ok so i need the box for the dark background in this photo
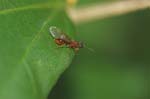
[49,0,150,99]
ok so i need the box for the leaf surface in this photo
[0,0,75,99]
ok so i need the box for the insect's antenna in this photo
[84,44,95,52]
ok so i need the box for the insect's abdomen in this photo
[54,39,65,45]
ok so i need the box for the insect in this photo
[49,26,84,52]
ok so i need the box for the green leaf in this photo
[0,0,75,99]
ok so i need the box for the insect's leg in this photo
[55,45,68,50]
[74,48,79,53]
[55,45,65,49]
[65,44,70,48]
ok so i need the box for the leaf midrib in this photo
[0,2,64,15]
[17,11,61,98]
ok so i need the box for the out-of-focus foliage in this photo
[67,9,150,99]
[49,0,150,99]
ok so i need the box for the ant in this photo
[49,26,84,52]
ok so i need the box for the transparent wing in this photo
[49,26,62,39]
[49,26,71,42]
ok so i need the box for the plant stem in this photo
[67,0,150,24]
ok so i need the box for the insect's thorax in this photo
[69,41,79,48]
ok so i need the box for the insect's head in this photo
[78,41,84,48]
[79,42,94,52]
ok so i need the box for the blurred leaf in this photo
[0,0,75,99]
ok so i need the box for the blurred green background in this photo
[49,0,150,99]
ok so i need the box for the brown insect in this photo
[49,26,84,52]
